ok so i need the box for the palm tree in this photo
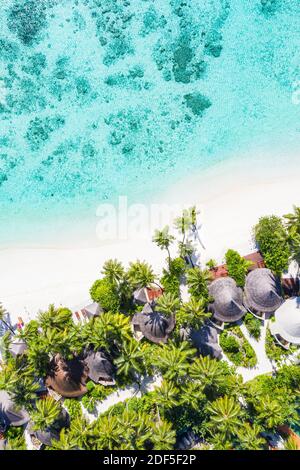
[117,410,151,450]
[86,312,131,353]
[87,415,122,450]
[178,240,195,266]
[0,304,14,334]
[186,267,212,300]
[189,206,205,249]
[209,432,234,450]
[174,209,191,245]
[206,396,242,437]
[151,380,179,414]
[127,261,156,289]
[156,292,180,316]
[153,342,195,382]
[11,371,40,406]
[179,381,205,410]
[254,396,285,430]
[151,419,176,450]
[31,397,61,431]
[102,259,125,285]
[236,423,266,450]
[284,205,300,234]
[50,428,78,450]
[115,340,146,379]
[189,356,224,398]
[0,363,19,392]
[179,297,211,329]
[68,415,90,450]
[152,226,175,268]
[38,304,73,332]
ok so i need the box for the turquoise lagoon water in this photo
[0,0,300,244]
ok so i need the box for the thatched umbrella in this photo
[0,390,30,428]
[270,297,300,345]
[45,355,88,398]
[208,277,246,323]
[84,351,115,386]
[131,303,175,344]
[244,268,283,313]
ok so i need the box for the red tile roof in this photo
[210,251,265,280]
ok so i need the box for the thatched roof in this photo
[270,297,300,345]
[27,407,70,447]
[244,268,283,313]
[0,390,30,427]
[133,286,163,305]
[45,355,88,398]
[84,351,115,386]
[133,287,148,305]
[132,304,175,344]
[208,277,246,323]
[82,302,103,318]
[191,325,222,359]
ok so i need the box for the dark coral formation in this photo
[105,66,149,91]
[260,0,282,16]
[153,0,230,84]
[0,0,234,218]
[140,6,167,37]
[7,0,48,46]
[88,0,135,66]
[26,116,65,151]
[184,93,212,117]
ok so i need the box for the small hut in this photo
[133,286,163,306]
[208,277,246,329]
[45,355,88,398]
[84,351,115,386]
[270,297,300,349]
[131,303,175,344]
[27,407,70,448]
[191,324,222,359]
[0,390,30,428]
[82,302,103,319]
[244,268,283,319]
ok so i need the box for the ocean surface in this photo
[0,0,299,244]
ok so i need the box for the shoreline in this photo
[1,154,299,323]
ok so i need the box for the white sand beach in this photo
[1,154,299,324]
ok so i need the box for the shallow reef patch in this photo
[25,115,65,151]
[7,0,48,46]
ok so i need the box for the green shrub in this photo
[244,313,261,340]
[81,381,114,413]
[63,398,83,419]
[254,216,291,274]
[89,278,120,312]
[5,426,26,450]
[220,327,257,368]
[225,249,253,287]
[220,333,240,353]
[265,328,293,364]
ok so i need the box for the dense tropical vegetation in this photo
[0,206,300,450]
